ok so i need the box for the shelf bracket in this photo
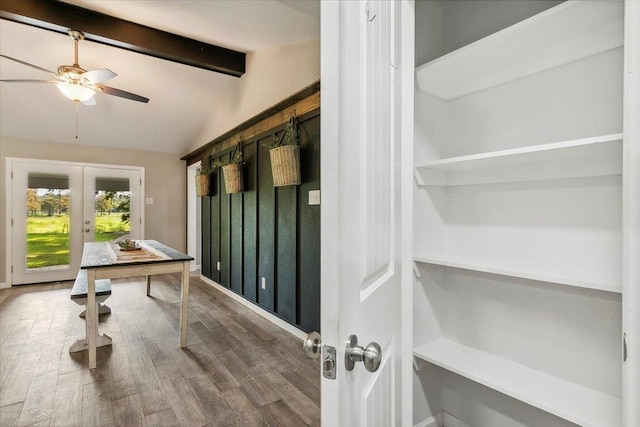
[413,261,422,278]
[413,355,428,371]
[413,168,426,186]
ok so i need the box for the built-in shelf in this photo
[414,254,621,293]
[415,1,623,100]
[413,339,622,427]
[414,134,622,186]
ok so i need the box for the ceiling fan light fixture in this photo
[57,82,95,102]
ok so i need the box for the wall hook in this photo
[366,4,376,22]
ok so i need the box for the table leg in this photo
[146,275,151,296]
[179,261,190,347]
[86,269,97,369]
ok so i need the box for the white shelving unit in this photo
[413,339,622,427]
[416,1,623,100]
[413,253,621,293]
[414,133,623,186]
[412,1,630,426]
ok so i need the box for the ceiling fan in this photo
[0,29,149,105]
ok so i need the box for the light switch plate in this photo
[216,261,221,270]
[309,190,320,205]
[145,197,154,205]
[261,277,266,289]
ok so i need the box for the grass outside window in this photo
[26,213,129,268]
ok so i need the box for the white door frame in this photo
[5,157,145,286]
[623,1,640,424]
[187,161,201,271]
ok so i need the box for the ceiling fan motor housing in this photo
[58,64,88,82]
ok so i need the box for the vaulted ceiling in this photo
[0,0,320,154]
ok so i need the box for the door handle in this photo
[303,331,321,359]
[303,331,336,380]
[345,334,381,372]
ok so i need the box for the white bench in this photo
[70,269,112,318]
[69,270,113,353]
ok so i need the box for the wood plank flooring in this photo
[0,274,320,426]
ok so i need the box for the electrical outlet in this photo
[216,261,221,270]
[261,277,266,290]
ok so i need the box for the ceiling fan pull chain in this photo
[75,101,79,139]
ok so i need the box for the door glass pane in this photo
[26,173,70,269]
[94,177,131,242]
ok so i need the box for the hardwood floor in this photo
[0,273,320,426]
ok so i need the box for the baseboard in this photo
[415,412,443,427]
[0,282,9,289]
[443,412,471,427]
[199,275,306,340]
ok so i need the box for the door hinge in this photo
[11,265,13,273]
[623,333,628,362]
[11,171,13,179]
[11,218,13,227]
[140,178,142,186]
[139,218,142,225]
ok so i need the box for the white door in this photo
[83,166,143,243]
[10,159,143,285]
[320,0,413,425]
[10,160,83,284]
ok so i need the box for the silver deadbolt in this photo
[345,334,382,372]
[303,331,336,380]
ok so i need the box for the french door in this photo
[9,159,143,285]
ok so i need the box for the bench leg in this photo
[86,269,97,369]
[69,334,112,353]
[79,303,111,318]
[70,299,112,354]
[146,275,151,296]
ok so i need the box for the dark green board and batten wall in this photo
[200,110,320,332]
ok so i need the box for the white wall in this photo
[187,38,321,155]
[0,137,187,285]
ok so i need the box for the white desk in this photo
[80,240,193,369]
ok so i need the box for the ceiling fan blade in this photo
[82,68,117,84]
[0,54,60,78]
[97,84,149,103]
[0,79,58,83]
[83,96,97,106]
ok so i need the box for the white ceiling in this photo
[0,1,319,154]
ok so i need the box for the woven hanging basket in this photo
[269,145,301,187]
[222,163,243,194]
[195,173,210,197]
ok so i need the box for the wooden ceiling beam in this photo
[0,0,245,77]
